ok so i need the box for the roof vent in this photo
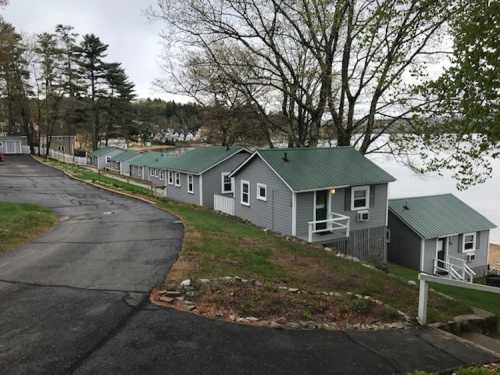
[403,200,409,210]
[283,152,289,162]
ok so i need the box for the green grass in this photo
[42,159,474,323]
[0,201,58,254]
[388,263,500,315]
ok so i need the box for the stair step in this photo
[462,332,500,354]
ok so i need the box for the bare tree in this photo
[149,0,459,151]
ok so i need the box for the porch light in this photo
[330,188,336,195]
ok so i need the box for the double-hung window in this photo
[351,186,370,210]
[256,183,267,201]
[241,180,250,206]
[221,172,233,193]
[187,175,194,194]
[175,172,181,187]
[150,168,154,177]
[168,171,173,185]
[463,233,476,253]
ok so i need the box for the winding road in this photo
[0,156,497,375]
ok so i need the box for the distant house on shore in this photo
[388,194,497,280]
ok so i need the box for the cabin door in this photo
[436,237,447,269]
[315,191,328,231]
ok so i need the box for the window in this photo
[462,232,476,253]
[154,169,159,177]
[256,183,267,201]
[168,171,173,185]
[221,172,233,193]
[241,180,250,206]
[351,186,370,210]
[160,170,165,180]
[187,175,194,194]
[150,168,154,177]
[175,172,181,187]
[105,156,111,163]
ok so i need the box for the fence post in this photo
[417,276,429,325]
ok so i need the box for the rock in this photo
[336,253,345,258]
[185,304,196,311]
[269,321,281,329]
[159,296,174,303]
[234,276,242,282]
[180,279,191,287]
[287,322,300,329]
[246,317,259,322]
[199,279,210,284]
[333,292,342,297]
[222,276,233,281]
[278,286,288,290]
[164,290,182,297]
[185,291,195,297]
[176,296,185,301]
[352,257,360,262]
[324,247,333,252]
[288,288,299,293]
[241,279,249,283]
[407,280,417,286]
[253,280,263,287]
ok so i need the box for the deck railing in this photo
[214,194,235,216]
[307,212,350,242]
[433,255,476,283]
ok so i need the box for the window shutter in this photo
[476,232,480,250]
[458,234,463,253]
[344,188,351,211]
[370,185,375,208]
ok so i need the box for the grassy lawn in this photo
[42,159,473,324]
[0,201,58,254]
[388,263,500,316]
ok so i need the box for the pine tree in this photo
[74,34,109,150]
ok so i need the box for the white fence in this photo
[34,147,88,165]
[214,194,235,215]
[417,273,500,325]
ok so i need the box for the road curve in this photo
[0,156,497,375]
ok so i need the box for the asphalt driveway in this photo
[0,156,497,375]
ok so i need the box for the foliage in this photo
[0,201,57,254]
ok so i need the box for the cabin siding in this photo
[234,157,293,236]
[296,192,314,238]
[202,152,249,209]
[165,173,201,206]
[387,211,422,270]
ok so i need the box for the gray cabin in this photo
[160,146,250,208]
[107,150,140,176]
[89,147,123,170]
[128,152,172,183]
[228,147,396,262]
[388,194,496,280]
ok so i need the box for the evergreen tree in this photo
[74,34,109,150]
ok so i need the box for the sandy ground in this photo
[489,243,500,269]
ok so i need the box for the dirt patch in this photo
[164,255,199,290]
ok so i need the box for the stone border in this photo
[150,276,413,331]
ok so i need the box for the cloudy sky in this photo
[2,0,182,101]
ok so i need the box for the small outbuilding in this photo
[107,150,140,176]
[388,194,496,279]
[89,147,123,170]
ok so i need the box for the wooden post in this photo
[418,277,429,325]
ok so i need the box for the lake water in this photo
[369,154,500,244]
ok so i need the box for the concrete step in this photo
[462,332,500,354]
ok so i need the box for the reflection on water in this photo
[369,153,500,244]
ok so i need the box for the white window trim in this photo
[240,180,250,206]
[256,183,267,201]
[462,232,476,253]
[351,185,370,211]
[187,175,194,194]
[175,172,181,187]
[221,172,233,194]
[168,171,173,185]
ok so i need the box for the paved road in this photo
[0,156,497,375]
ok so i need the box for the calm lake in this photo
[369,154,500,244]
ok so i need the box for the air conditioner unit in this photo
[357,210,370,222]
[466,253,476,262]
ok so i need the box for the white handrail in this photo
[307,212,350,242]
[418,273,500,325]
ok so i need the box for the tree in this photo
[34,32,65,157]
[150,0,458,150]
[102,62,135,144]
[75,34,109,150]
[394,0,499,188]
[0,21,36,152]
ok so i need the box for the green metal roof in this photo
[162,146,247,174]
[241,147,395,192]
[110,150,140,162]
[129,152,170,167]
[90,147,121,158]
[389,194,497,239]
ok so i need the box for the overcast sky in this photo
[2,0,184,101]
